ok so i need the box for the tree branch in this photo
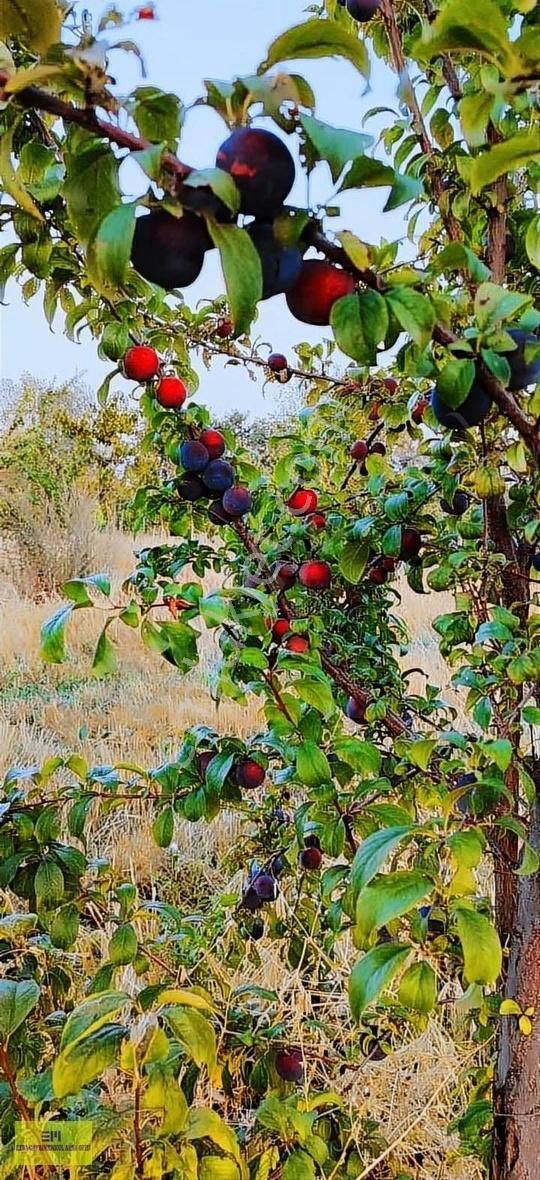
[380,0,463,245]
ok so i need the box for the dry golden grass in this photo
[0,520,480,1179]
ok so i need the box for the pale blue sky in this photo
[1,0,406,415]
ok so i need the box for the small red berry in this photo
[346,696,367,724]
[283,634,310,654]
[216,318,233,338]
[306,513,326,530]
[350,439,369,461]
[368,401,381,422]
[275,1049,304,1083]
[272,618,291,643]
[380,557,397,573]
[124,345,160,382]
[235,758,266,789]
[287,488,318,516]
[383,376,398,394]
[268,352,288,373]
[137,4,156,19]
[271,561,298,590]
[300,846,322,870]
[399,528,422,560]
[155,375,187,409]
[199,429,226,460]
[197,751,215,778]
[368,565,388,585]
[370,441,386,456]
[412,396,429,425]
[299,560,332,590]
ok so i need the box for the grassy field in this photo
[0,520,482,1180]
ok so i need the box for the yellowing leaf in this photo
[519,1015,533,1036]
[0,0,61,54]
[0,123,43,221]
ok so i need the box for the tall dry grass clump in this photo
[0,484,111,599]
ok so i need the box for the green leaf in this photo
[349,943,411,1021]
[431,243,490,282]
[0,0,61,53]
[331,291,388,365]
[474,282,532,328]
[61,993,130,1049]
[474,466,506,497]
[299,114,372,182]
[164,1007,218,1079]
[333,738,381,776]
[92,627,117,678]
[63,573,110,605]
[454,905,502,984]
[386,288,435,348]
[408,738,438,771]
[109,924,138,966]
[398,961,437,1014]
[153,806,174,848]
[184,168,240,215]
[208,221,262,336]
[133,87,183,146]
[355,870,432,943]
[336,230,371,271]
[350,826,413,900]
[35,859,64,908]
[260,18,369,80]
[348,825,412,896]
[87,203,136,291]
[50,903,80,950]
[525,215,540,269]
[0,123,43,221]
[470,132,540,196]
[435,358,476,409]
[200,1161,240,1180]
[294,679,335,717]
[0,979,40,1041]
[459,91,494,148]
[64,133,120,246]
[283,1151,316,1180]
[419,0,522,76]
[185,1108,240,1160]
[296,741,332,787]
[338,539,370,584]
[53,1024,126,1098]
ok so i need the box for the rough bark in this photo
[491,792,540,1180]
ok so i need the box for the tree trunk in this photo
[491,795,540,1179]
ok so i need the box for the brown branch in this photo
[424,0,462,100]
[486,124,508,285]
[380,0,463,245]
[0,1044,32,1121]
[16,85,191,182]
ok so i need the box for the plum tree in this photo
[4,1,540,1176]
